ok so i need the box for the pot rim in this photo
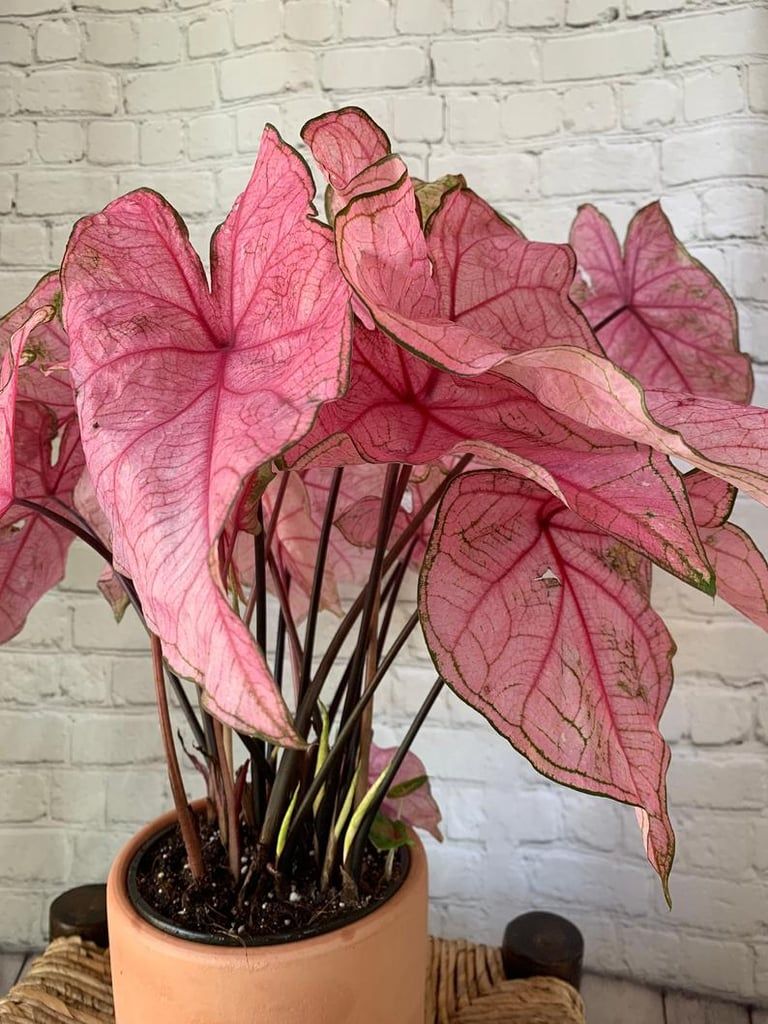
[108,802,427,960]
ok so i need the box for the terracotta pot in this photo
[107,804,428,1024]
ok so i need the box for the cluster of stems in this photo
[19,455,471,901]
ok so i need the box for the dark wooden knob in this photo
[49,884,108,948]
[502,911,584,990]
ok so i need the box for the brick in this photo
[58,656,112,704]
[0,773,48,822]
[285,0,335,42]
[563,83,616,133]
[542,140,656,196]
[0,222,49,266]
[749,65,768,114]
[663,125,768,185]
[486,786,561,843]
[125,65,216,113]
[0,891,45,948]
[0,831,72,883]
[433,38,536,85]
[72,715,162,765]
[139,119,183,164]
[448,96,500,145]
[2,0,65,10]
[321,45,424,90]
[73,0,163,8]
[530,851,653,917]
[111,657,154,705]
[674,616,768,679]
[689,689,752,745]
[543,27,656,81]
[566,0,620,27]
[16,170,115,215]
[502,90,561,139]
[87,120,138,165]
[453,0,501,32]
[188,113,235,160]
[684,66,743,122]
[36,120,83,163]
[221,51,315,100]
[621,78,680,130]
[0,23,33,65]
[674,811,752,876]
[106,769,171,823]
[36,19,80,61]
[232,1,281,46]
[71,829,133,882]
[135,15,182,64]
[663,9,768,66]
[732,247,768,303]
[668,755,767,810]
[430,151,537,202]
[72,594,147,650]
[0,121,34,164]
[627,0,681,14]
[0,712,68,762]
[508,0,563,27]
[20,69,118,114]
[560,790,623,851]
[188,11,231,57]
[51,771,105,823]
[341,0,393,38]
[83,20,137,64]
[0,70,20,117]
[396,0,448,35]
[393,93,443,143]
[118,168,214,215]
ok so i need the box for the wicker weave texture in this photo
[0,936,585,1023]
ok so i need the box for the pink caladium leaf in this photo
[0,272,74,426]
[569,203,752,403]
[369,743,443,842]
[498,347,768,510]
[0,409,84,643]
[685,470,768,630]
[297,325,714,592]
[62,126,352,742]
[420,470,675,894]
[428,187,599,356]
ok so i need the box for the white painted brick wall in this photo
[0,0,767,1005]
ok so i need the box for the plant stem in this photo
[278,610,420,867]
[151,634,204,882]
[298,467,343,704]
[345,676,445,882]
[213,717,241,881]
[14,497,112,563]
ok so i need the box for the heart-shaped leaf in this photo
[420,469,675,893]
[369,743,443,841]
[300,325,713,591]
[569,203,752,403]
[62,126,351,742]
[0,409,83,642]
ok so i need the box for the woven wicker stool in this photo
[0,936,585,1023]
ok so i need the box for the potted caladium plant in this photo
[2,106,768,1023]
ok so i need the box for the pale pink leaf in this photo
[0,411,83,642]
[369,743,443,842]
[685,470,768,631]
[301,325,713,591]
[73,467,128,620]
[420,470,675,892]
[499,347,768,509]
[301,107,390,193]
[428,187,599,356]
[1,305,56,517]
[570,203,752,402]
[62,126,351,742]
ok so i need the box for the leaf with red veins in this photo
[427,187,599,356]
[570,203,752,403]
[499,347,768,511]
[369,743,443,842]
[685,470,768,631]
[62,126,352,743]
[301,107,391,194]
[0,273,74,425]
[0,409,84,643]
[303,326,713,591]
[420,469,675,894]
[1,305,57,517]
